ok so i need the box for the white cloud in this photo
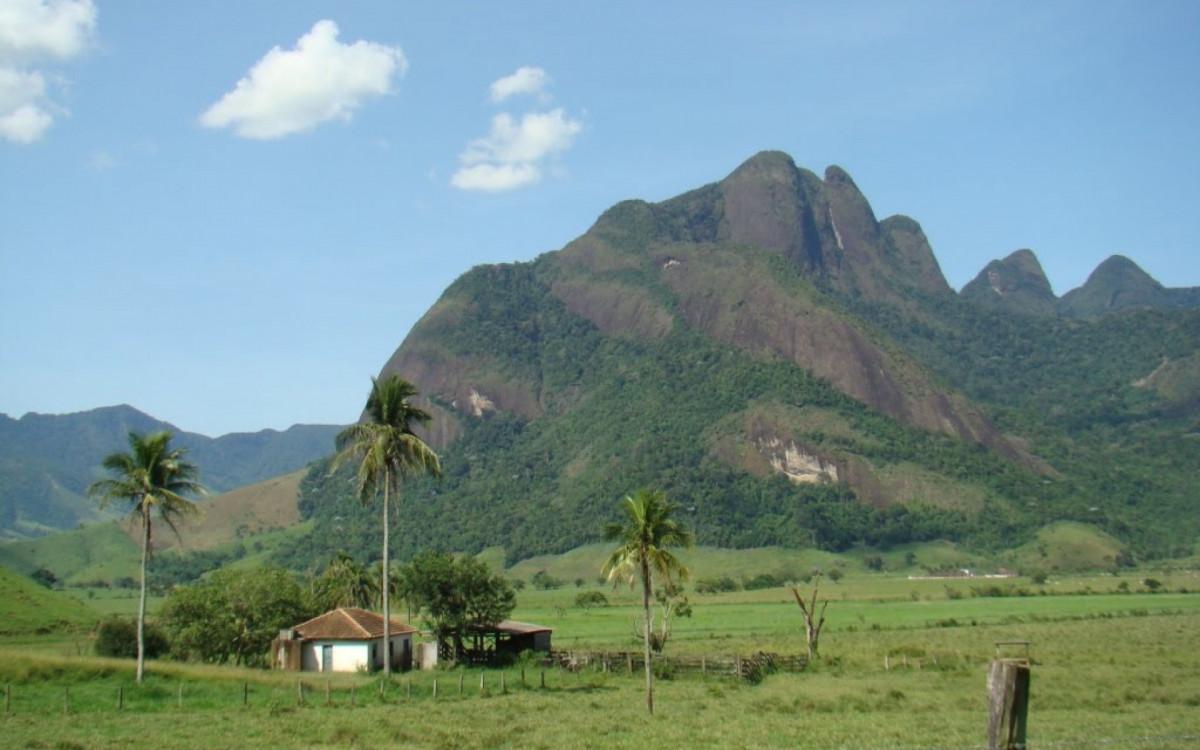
[199,20,407,140]
[489,66,549,103]
[453,69,582,193]
[451,162,540,192]
[0,0,96,145]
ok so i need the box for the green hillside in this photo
[0,566,99,635]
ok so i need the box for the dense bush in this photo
[94,617,170,660]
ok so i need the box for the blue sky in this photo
[2,1,1198,437]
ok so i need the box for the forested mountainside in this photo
[0,405,340,541]
[277,151,1199,569]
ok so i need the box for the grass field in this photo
[2,569,1197,750]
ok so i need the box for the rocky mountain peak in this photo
[960,249,1058,316]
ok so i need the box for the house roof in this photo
[292,608,416,640]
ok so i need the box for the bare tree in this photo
[788,574,828,661]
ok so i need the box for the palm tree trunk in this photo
[642,557,653,715]
[382,475,391,678]
[137,506,150,685]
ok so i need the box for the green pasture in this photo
[1,606,1197,750]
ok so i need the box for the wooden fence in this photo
[543,650,807,682]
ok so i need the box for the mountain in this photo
[960,251,1200,319]
[1060,255,1200,318]
[960,249,1059,317]
[0,405,341,541]
[282,151,1198,569]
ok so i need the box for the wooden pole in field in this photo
[118,685,124,710]
[325,680,331,705]
[297,679,304,705]
[433,677,438,699]
[243,682,249,707]
[988,645,1031,750]
[540,670,545,689]
[177,683,183,710]
[5,683,10,714]
[458,672,464,696]
[63,686,69,715]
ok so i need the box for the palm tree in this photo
[88,431,205,684]
[314,551,379,610]
[331,374,441,677]
[602,487,694,715]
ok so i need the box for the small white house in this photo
[272,607,416,673]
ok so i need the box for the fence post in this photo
[177,683,183,710]
[988,647,1031,750]
[63,686,69,715]
[540,670,546,689]
[458,672,464,696]
[5,683,10,714]
[298,679,305,705]
[325,680,331,705]
[243,682,249,707]
[521,666,526,689]
[433,677,438,699]
[118,685,124,710]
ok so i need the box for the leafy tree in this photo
[87,431,205,684]
[402,551,515,661]
[160,567,316,666]
[574,590,608,611]
[31,566,58,589]
[331,374,441,677]
[602,487,693,715]
[313,551,378,611]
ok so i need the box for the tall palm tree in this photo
[88,431,205,684]
[602,487,694,715]
[331,374,440,677]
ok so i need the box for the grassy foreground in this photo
[2,578,1198,750]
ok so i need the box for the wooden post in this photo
[63,686,69,715]
[5,683,10,714]
[885,654,891,671]
[702,655,707,675]
[458,672,464,696]
[118,685,124,710]
[243,682,249,707]
[297,679,304,705]
[177,683,183,710]
[480,671,485,693]
[433,677,438,699]
[987,659,1031,750]
[540,670,546,689]
[325,680,331,705]
[350,686,356,706]
[521,666,526,689]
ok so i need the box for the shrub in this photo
[95,617,170,660]
[695,575,740,594]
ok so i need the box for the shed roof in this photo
[495,620,552,635]
[292,608,416,640]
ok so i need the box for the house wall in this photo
[300,641,371,673]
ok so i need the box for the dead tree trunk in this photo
[788,576,828,662]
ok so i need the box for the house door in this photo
[321,644,333,672]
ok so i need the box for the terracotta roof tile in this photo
[292,608,416,640]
